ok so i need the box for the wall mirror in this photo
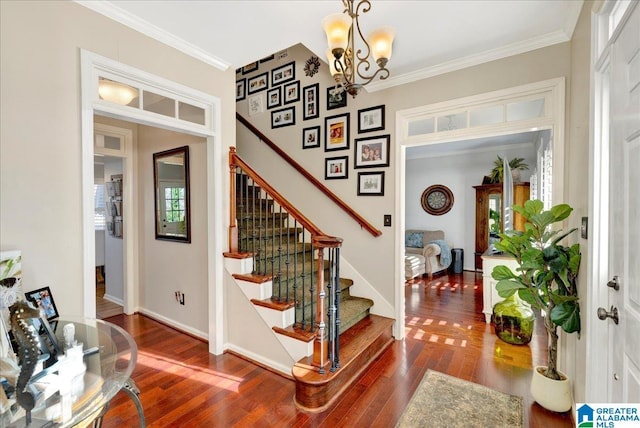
[153,146,191,243]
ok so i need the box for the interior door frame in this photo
[80,50,225,354]
[587,0,639,402]
[94,123,134,312]
[394,78,566,341]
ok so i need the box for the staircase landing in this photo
[292,314,394,412]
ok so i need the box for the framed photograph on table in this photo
[324,113,350,152]
[283,81,300,104]
[267,87,281,109]
[357,171,385,196]
[25,286,59,321]
[271,106,295,128]
[327,86,347,110]
[354,134,390,168]
[271,61,295,86]
[303,126,320,149]
[247,72,268,94]
[303,83,319,120]
[236,78,246,101]
[358,105,385,133]
[325,156,348,180]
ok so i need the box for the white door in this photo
[605,2,640,402]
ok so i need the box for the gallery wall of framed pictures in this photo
[236,49,391,196]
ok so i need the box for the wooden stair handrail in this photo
[236,113,382,237]
[230,148,335,242]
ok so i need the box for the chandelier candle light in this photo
[323,0,395,98]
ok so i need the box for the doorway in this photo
[81,50,224,354]
[394,78,566,341]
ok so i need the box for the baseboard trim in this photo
[136,308,208,341]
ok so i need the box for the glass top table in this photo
[6,317,144,428]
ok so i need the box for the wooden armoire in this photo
[473,182,530,270]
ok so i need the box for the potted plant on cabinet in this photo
[488,156,529,183]
[491,200,581,412]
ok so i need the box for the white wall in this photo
[405,145,536,271]
[137,126,209,336]
[0,1,235,323]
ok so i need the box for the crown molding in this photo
[366,29,572,93]
[75,0,230,71]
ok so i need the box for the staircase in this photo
[225,148,394,411]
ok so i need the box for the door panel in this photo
[609,2,640,402]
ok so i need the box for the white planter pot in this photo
[530,366,572,412]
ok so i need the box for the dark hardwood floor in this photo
[102,271,573,427]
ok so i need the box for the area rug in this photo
[396,370,524,428]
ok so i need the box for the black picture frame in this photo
[267,87,281,109]
[236,78,246,101]
[25,286,59,321]
[271,106,295,128]
[358,105,385,133]
[271,61,295,86]
[354,134,390,169]
[247,72,268,94]
[325,156,349,180]
[357,171,385,196]
[303,126,321,149]
[303,83,319,120]
[327,87,347,110]
[242,61,259,74]
[283,81,300,104]
[324,113,350,152]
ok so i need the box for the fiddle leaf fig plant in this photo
[491,200,581,381]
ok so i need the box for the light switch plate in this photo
[384,214,391,227]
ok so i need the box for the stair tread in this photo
[292,314,394,383]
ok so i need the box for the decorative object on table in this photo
[304,55,321,77]
[302,83,319,120]
[396,370,523,428]
[492,293,534,345]
[421,184,454,216]
[153,146,191,243]
[267,87,281,109]
[235,78,246,101]
[271,106,295,128]
[247,72,268,94]
[283,80,300,104]
[24,286,59,321]
[326,86,347,110]
[354,134,389,168]
[488,156,528,183]
[324,113,350,151]
[9,301,42,422]
[1,250,22,362]
[270,61,295,86]
[302,126,320,149]
[492,200,581,412]
[325,156,348,180]
[357,105,385,133]
[322,0,395,98]
[357,171,384,196]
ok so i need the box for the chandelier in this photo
[322,0,395,98]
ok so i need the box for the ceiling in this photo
[78,1,584,92]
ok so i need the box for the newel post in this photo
[311,235,343,373]
[228,148,238,253]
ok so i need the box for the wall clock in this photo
[421,184,454,215]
